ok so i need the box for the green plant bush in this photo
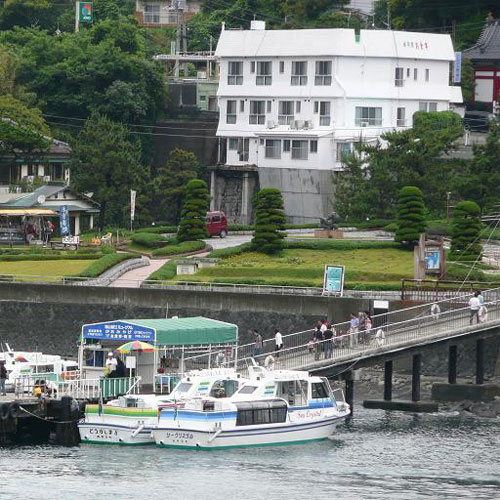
[148,260,179,281]
[383,222,398,232]
[177,179,210,242]
[395,186,426,247]
[151,240,205,256]
[0,254,98,262]
[208,243,252,258]
[481,226,500,241]
[251,188,286,254]
[285,240,399,250]
[450,200,482,262]
[138,225,177,234]
[444,265,485,282]
[130,232,168,249]
[74,253,136,278]
[339,219,395,229]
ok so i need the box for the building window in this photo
[314,101,319,113]
[406,68,410,77]
[240,100,245,112]
[228,138,238,150]
[279,61,284,73]
[144,3,160,24]
[315,61,332,85]
[319,101,331,126]
[278,101,294,125]
[419,101,437,112]
[414,68,418,80]
[256,61,272,85]
[397,107,406,127]
[226,100,237,124]
[295,101,301,113]
[249,100,265,124]
[238,138,249,162]
[265,139,281,159]
[291,61,307,86]
[425,68,429,82]
[228,61,243,85]
[395,67,404,87]
[291,140,308,159]
[310,140,318,153]
[267,100,272,113]
[283,140,290,152]
[250,61,255,73]
[337,142,353,161]
[355,107,382,126]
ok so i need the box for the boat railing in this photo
[155,373,182,394]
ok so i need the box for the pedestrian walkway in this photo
[109,258,169,288]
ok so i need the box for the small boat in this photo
[78,368,248,445]
[153,366,350,450]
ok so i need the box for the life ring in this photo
[9,402,20,419]
[264,355,275,370]
[478,305,488,323]
[0,403,10,420]
[430,304,441,320]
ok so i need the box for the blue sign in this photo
[82,321,155,342]
[323,265,345,295]
[425,250,440,270]
[453,52,462,83]
[59,205,70,236]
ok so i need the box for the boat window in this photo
[172,382,193,394]
[238,385,257,394]
[311,382,329,399]
[276,380,308,406]
[235,400,287,426]
[34,364,54,374]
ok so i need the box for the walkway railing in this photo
[183,287,500,376]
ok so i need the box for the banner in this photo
[130,189,137,222]
[82,321,155,342]
[79,2,93,23]
[59,205,70,236]
[323,265,345,296]
[453,52,462,83]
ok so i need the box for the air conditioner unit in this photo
[295,120,305,129]
[361,121,369,127]
[290,120,298,130]
[266,120,277,129]
[43,176,51,182]
[303,120,313,129]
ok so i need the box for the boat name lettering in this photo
[87,428,118,438]
[295,410,322,419]
[164,431,194,443]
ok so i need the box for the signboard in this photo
[453,52,462,83]
[82,321,155,342]
[79,2,93,23]
[125,356,136,369]
[59,205,70,236]
[323,265,345,295]
[425,249,440,271]
[130,190,136,222]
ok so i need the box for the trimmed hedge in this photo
[151,240,205,256]
[137,225,177,234]
[0,254,98,262]
[208,243,252,258]
[148,260,178,281]
[450,201,482,262]
[130,232,169,249]
[285,239,399,250]
[395,186,426,247]
[74,253,137,278]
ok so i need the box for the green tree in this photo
[70,113,144,229]
[177,179,210,242]
[461,58,475,104]
[394,186,426,247]
[450,200,482,262]
[152,148,199,224]
[251,188,286,254]
[0,95,51,174]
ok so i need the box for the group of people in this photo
[469,290,488,324]
[104,352,126,378]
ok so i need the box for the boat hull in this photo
[154,414,346,450]
[78,421,155,445]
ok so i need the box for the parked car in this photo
[206,211,228,238]
[463,111,496,133]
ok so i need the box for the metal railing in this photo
[184,287,500,376]
[401,279,500,301]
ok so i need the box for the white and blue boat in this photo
[153,366,350,450]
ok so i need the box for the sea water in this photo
[0,408,499,499]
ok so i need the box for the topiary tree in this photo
[395,186,426,247]
[450,200,482,262]
[251,188,286,254]
[177,179,210,242]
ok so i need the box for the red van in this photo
[206,211,228,238]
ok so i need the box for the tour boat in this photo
[78,368,248,445]
[153,366,350,450]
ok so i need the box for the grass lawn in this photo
[174,248,414,289]
[0,260,94,281]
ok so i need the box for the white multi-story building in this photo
[212,22,463,223]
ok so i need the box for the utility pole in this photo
[75,1,80,32]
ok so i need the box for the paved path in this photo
[110,258,169,288]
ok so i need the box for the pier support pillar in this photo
[448,345,457,384]
[384,360,393,401]
[411,354,422,402]
[476,338,485,385]
[345,371,354,417]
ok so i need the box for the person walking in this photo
[314,322,324,360]
[274,329,283,358]
[364,312,373,344]
[469,291,481,325]
[0,360,7,396]
[105,352,117,378]
[323,325,334,359]
[358,311,366,344]
[348,313,359,348]
[253,330,263,358]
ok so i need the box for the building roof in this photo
[215,28,455,61]
[463,20,500,61]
